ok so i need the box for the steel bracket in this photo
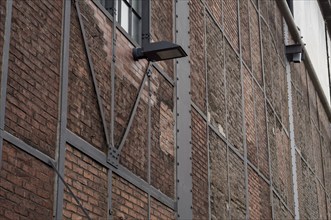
[107,147,120,168]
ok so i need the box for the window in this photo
[100,0,142,44]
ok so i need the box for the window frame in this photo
[100,0,143,45]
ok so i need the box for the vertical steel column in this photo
[141,0,150,47]
[202,1,211,219]
[325,23,331,105]
[175,0,193,219]
[0,0,13,167]
[108,1,117,219]
[257,1,275,218]
[237,0,250,218]
[284,22,300,220]
[55,0,71,219]
[147,68,152,219]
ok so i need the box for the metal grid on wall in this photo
[0,0,331,219]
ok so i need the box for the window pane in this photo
[115,0,119,21]
[132,13,141,43]
[132,0,142,15]
[120,0,129,32]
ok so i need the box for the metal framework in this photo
[54,0,71,218]
[0,0,331,219]
[175,0,193,219]
[0,0,13,168]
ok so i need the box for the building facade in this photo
[0,0,331,219]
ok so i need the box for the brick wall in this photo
[190,0,206,113]
[63,145,108,219]
[209,130,229,219]
[112,174,148,219]
[1,0,331,219]
[4,0,62,158]
[0,142,54,219]
[192,109,208,219]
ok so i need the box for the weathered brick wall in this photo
[1,0,331,219]
[112,174,148,219]
[207,14,226,136]
[248,166,271,219]
[67,1,108,152]
[150,69,175,199]
[0,142,54,219]
[190,0,206,113]
[224,0,238,52]
[4,0,62,158]
[209,130,229,219]
[192,109,208,219]
[63,145,108,219]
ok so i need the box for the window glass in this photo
[132,13,141,43]
[121,0,130,32]
[100,0,143,44]
[132,0,142,15]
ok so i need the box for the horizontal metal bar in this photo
[113,165,176,210]
[3,131,55,166]
[66,130,109,167]
[151,63,175,86]
[247,160,270,185]
[66,129,176,210]
[272,187,295,217]
[191,101,208,122]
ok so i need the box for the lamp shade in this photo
[133,41,187,61]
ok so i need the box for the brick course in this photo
[0,142,54,220]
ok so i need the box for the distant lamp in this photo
[133,41,187,62]
[286,44,304,63]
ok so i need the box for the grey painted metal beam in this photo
[175,0,193,218]
[257,0,275,218]
[151,63,175,86]
[147,71,152,219]
[75,0,110,148]
[284,22,300,220]
[116,66,150,153]
[0,0,13,168]
[202,2,212,219]
[3,131,55,166]
[108,2,117,218]
[237,0,250,218]
[55,0,71,218]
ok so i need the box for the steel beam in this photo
[55,0,71,218]
[257,0,275,218]
[0,0,13,168]
[3,131,55,166]
[284,22,300,220]
[175,0,193,218]
[237,0,250,218]
[75,0,110,148]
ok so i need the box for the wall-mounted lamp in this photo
[133,41,187,62]
[286,44,305,63]
[132,0,187,62]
